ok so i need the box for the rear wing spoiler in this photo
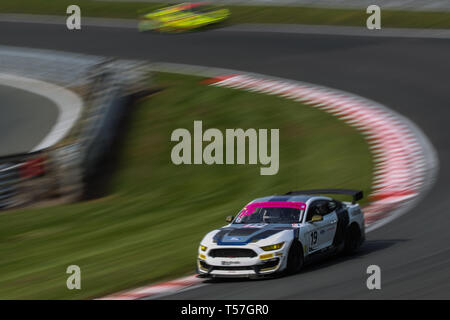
[285,189,363,204]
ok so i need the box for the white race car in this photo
[197,189,365,278]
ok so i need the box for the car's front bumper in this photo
[197,245,286,278]
[197,258,282,278]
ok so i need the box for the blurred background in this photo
[0,0,446,300]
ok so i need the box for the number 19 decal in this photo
[310,231,318,245]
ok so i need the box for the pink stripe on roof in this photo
[238,201,306,218]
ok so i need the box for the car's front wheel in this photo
[286,241,304,275]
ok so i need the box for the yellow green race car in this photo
[138,2,230,33]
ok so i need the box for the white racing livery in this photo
[197,189,365,278]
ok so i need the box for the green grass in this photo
[0,72,373,299]
[1,0,450,29]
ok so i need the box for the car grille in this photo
[209,248,257,258]
[213,266,255,271]
[199,260,254,272]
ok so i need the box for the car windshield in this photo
[234,207,303,224]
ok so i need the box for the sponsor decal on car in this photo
[221,261,241,266]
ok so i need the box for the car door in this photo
[304,200,330,252]
[319,200,338,248]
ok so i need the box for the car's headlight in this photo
[260,242,284,251]
[200,245,207,251]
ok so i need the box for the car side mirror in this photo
[225,215,234,223]
[310,215,323,223]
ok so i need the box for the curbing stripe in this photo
[97,275,203,300]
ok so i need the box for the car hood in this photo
[212,223,295,245]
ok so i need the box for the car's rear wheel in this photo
[343,223,362,254]
[286,241,304,275]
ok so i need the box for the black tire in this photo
[286,241,304,275]
[343,223,362,255]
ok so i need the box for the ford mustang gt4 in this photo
[197,189,365,278]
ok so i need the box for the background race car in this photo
[138,2,230,33]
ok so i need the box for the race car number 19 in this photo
[311,231,318,245]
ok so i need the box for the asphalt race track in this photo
[1,22,449,298]
[0,84,58,157]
